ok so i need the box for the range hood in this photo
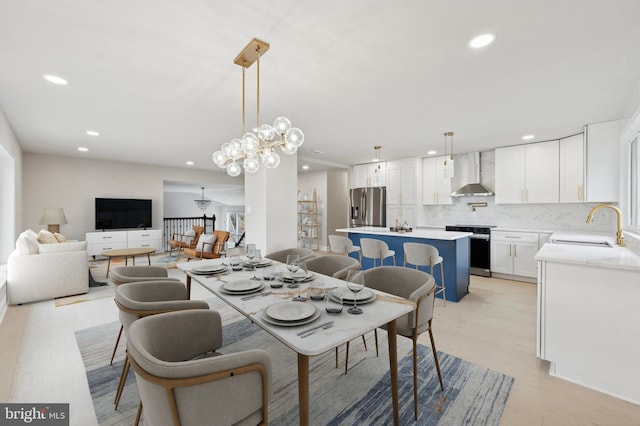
[451,152,494,197]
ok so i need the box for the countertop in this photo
[336,227,472,241]
[535,231,640,272]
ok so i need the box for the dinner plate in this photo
[241,259,272,268]
[192,264,227,274]
[261,305,321,327]
[332,288,376,305]
[222,279,263,293]
[219,282,265,296]
[265,301,316,322]
[279,271,315,283]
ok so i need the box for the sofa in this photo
[7,229,89,304]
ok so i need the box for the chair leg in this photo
[362,334,368,351]
[374,329,379,357]
[428,327,444,391]
[412,337,419,421]
[135,401,143,426]
[344,341,350,375]
[114,355,130,409]
[335,347,339,369]
[110,325,123,365]
[440,262,446,307]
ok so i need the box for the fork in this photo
[300,322,334,338]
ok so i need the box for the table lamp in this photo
[39,207,67,233]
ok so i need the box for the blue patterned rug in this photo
[76,315,513,425]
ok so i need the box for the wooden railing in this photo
[162,215,215,252]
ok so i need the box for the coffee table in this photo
[101,247,156,277]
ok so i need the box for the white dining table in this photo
[178,258,414,426]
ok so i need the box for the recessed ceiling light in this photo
[302,165,309,170]
[43,74,68,85]
[77,147,88,152]
[186,161,194,166]
[522,134,535,140]
[427,150,437,155]
[469,34,496,49]
[86,130,100,136]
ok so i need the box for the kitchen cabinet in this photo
[495,140,559,204]
[559,134,585,203]
[491,230,540,280]
[351,162,386,188]
[585,120,620,202]
[387,158,419,205]
[422,156,452,205]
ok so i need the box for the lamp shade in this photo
[39,207,67,233]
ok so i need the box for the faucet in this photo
[585,204,625,247]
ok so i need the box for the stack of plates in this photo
[279,270,315,283]
[220,279,265,295]
[332,287,376,305]
[191,264,228,275]
[241,259,273,268]
[261,301,321,327]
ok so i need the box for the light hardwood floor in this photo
[1,265,639,425]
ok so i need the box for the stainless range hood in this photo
[451,152,494,197]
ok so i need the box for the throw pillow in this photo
[37,229,59,244]
[182,229,197,246]
[38,241,87,254]
[16,231,39,255]
[54,232,68,243]
[196,234,217,253]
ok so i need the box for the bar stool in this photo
[403,242,446,306]
[328,235,362,262]
[360,238,396,267]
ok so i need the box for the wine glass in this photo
[249,249,261,280]
[292,261,308,302]
[246,244,256,265]
[286,254,300,289]
[345,268,365,315]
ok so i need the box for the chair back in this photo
[363,266,435,337]
[127,310,271,426]
[212,230,230,256]
[264,248,315,263]
[306,255,361,280]
[360,238,390,259]
[328,235,354,254]
[110,266,175,285]
[403,242,440,267]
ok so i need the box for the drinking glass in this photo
[246,244,256,266]
[292,261,308,302]
[286,254,300,289]
[230,255,242,271]
[310,281,326,300]
[325,289,343,314]
[345,268,365,315]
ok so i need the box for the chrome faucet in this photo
[585,204,625,247]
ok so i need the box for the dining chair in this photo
[264,247,315,263]
[108,266,181,365]
[403,242,446,306]
[113,280,210,410]
[305,255,361,280]
[328,235,362,261]
[359,266,444,420]
[127,309,271,426]
[360,238,396,267]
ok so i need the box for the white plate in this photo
[241,259,273,267]
[265,301,316,322]
[220,282,265,295]
[280,271,315,283]
[193,264,227,273]
[222,279,263,292]
[261,306,321,327]
[332,288,376,305]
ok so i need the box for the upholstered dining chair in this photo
[113,280,209,410]
[328,235,362,261]
[264,247,315,263]
[403,242,446,306]
[108,266,181,365]
[360,238,396,267]
[360,266,444,420]
[127,309,272,426]
[167,226,204,259]
[306,255,361,280]
[182,230,230,261]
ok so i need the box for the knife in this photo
[297,320,334,337]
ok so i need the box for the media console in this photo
[86,229,163,257]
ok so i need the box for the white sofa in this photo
[7,230,89,305]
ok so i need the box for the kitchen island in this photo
[535,235,640,405]
[336,227,472,302]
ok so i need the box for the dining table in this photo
[178,258,414,426]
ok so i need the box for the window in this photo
[226,211,245,245]
[630,136,639,230]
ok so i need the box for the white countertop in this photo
[336,227,472,241]
[535,231,640,271]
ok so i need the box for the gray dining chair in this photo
[127,309,272,426]
[360,238,396,267]
[328,235,362,261]
[264,247,315,263]
[403,242,446,306]
[305,255,361,280]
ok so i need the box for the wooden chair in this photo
[182,230,230,261]
[167,226,204,259]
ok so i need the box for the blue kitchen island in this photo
[336,227,472,302]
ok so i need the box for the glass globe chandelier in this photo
[212,38,304,177]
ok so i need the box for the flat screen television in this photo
[95,198,152,230]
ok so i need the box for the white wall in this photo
[0,108,22,258]
[163,191,223,222]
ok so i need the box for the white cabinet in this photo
[422,156,452,205]
[387,158,419,205]
[351,162,386,188]
[491,230,540,280]
[495,141,559,204]
[585,120,620,202]
[86,229,162,257]
[559,134,585,203]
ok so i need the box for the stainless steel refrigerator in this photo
[350,187,386,227]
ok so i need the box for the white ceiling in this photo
[1,0,640,175]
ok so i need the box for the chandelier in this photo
[373,145,383,173]
[194,187,211,212]
[212,38,304,177]
[443,131,455,179]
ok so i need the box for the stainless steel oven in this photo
[445,225,495,277]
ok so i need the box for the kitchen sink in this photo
[550,239,614,248]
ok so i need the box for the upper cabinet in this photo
[495,140,559,204]
[422,155,452,205]
[351,162,386,188]
[585,120,620,202]
[559,134,585,203]
[386,158,420,205]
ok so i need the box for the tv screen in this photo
[95,198,152,230]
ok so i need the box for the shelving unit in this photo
[297,191,319,250]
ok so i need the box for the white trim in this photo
[0,264,7,325]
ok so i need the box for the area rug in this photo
[76,311,513,425]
